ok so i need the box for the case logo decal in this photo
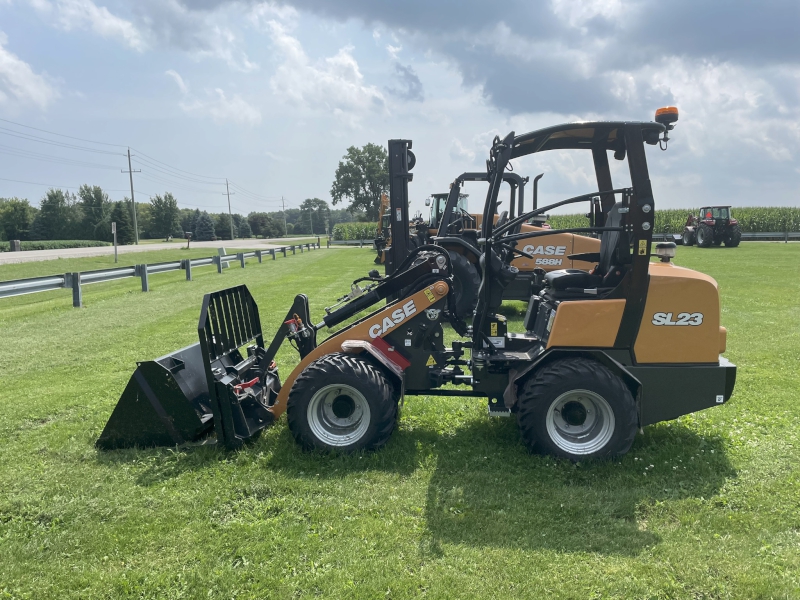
[369,300,417,338]
[652,312,703,326]
[522,244,566,256]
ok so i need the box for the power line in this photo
[0,145,120,170]
[0,176,130,192]
[0,117,128,148]
[129,146,227,182]
[0,127,125,155]
[131,156,228,185]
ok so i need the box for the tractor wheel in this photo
[517,358,637,461]
[696,224,713,248]
[682,229,694,246]
[287,353,397,452]
[449,251,481,319]
[725,225,742,247]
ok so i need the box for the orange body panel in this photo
[269,282,450,419]
[546,299,626,349]
[634,262,721,364]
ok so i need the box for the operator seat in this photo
[543,202,628,297]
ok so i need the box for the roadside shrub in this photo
[332,222,378,241]
[0,240,112,252]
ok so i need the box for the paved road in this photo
[0,238,322,264]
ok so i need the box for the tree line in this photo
[0,141,392,243]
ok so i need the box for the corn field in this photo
[332,222,379,241]
[549,207,800,234]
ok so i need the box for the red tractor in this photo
[682,206,741,247]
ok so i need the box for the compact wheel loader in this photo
[98,107,736,461]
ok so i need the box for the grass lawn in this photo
[0,244,798,599]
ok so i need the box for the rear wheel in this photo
[725,225,741,247]
[448,251,481,319]
[287,353,397,452]
[696,224,713,248]
[682,229,694,246]
[517,358,637,460]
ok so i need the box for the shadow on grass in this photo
[419,418,734,557]
[94,406,734,558]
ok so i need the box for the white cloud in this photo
[30,0,145,51]
[266,20,385,122]
[179,88,262,125]
[0,31,57,110]
[449,138,475,162]
[165,69,189,94]
[386,44,401,59]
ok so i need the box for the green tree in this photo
[150,192,181,239]
[238,220,252,238]
[180,208,200,237]
[297,198,331,235]
[0,198,36,241]
[330,143,388,220]
[247,212,269,237]
[285,222,294,235]
[31,189,80,240]
[194,211,216,241]
[78,185,111,241]
[109,201,135,245]
[215,213,237,240]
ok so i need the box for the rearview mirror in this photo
[424,198,431,207]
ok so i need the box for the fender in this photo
[503,348,643,423]
[269,282,449,419]
[433,236,481,265]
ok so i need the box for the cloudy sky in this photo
[0,0,798,216]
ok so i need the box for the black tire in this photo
[517,358,637,461]
[287,353,397,452]
[725,225,741,247]
[449,250,481,319]
[682,229,694,246]
[696,224,713,248]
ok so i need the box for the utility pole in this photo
[122,147,141,244]
[281,196,288,237]
[309,206,314,235]
[224,178,235,240]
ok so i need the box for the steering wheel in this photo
[495,210,509,230]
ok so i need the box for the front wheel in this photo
[697,224,713,248]
[725,225,741,247]
[682,229,694,246]
[287,353,397,452]
[517,358,637,460]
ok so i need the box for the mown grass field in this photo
[1,244,798,599]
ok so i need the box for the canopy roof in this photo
[511,121,666,158]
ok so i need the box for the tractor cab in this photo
[426,192,470,232]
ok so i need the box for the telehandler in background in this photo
[98,106,736,462]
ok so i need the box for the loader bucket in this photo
[97,285,281,450]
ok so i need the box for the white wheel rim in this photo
[307,384,371,447]
[545,389,615,455]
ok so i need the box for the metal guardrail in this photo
[0,243,320,307]
[326,239,373,248]
[654,232,799,243]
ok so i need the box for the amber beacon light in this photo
[655,106,679,126]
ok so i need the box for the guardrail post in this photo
[327,238,330,248]
[300,244,303,254]
[238,253,246,268]
[214,255,222,273]
[271,249,276,260]
[360,239,364,248]
[184,259,192,281]
[282,247,287,258]
[256,250,263,263]
[70,272,82,308]
[292,245,296,255]
[136,265,149,292]
[786,231,789,244]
